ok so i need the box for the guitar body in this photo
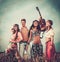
[39,19,46,31]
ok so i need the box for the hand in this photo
[27,42,30,45]
[51,41,53,45]
[50,45,52,50]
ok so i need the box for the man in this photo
[19,19,28,58]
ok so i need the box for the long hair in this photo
[46,20,53,30]
[13,24,20,32]
[13,24,20,40]
[28,20,41,37]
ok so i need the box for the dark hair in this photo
[28,20,41,37]
[13,24,20,40]
[48,20,53,25]
[21,19,26,22]
[13,24,20,32]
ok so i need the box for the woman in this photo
[45,20,55,62]
[28,20,43,62]
[6,24,23,62]
[10,24,23,43]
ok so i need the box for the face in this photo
[14,26,18,31]
[21,21,26,27]
[46,21,51,27]
[11,29,14,33]
[33,21,38,27]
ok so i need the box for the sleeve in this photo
[50,29,55,37]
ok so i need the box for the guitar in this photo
[36,7,46,31]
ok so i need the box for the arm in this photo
[16,32,23,42]
[28,30,32,43]
[50,35,54,45]
[9,34,17,43]
[10,32,23,43]
[50,30,55,45]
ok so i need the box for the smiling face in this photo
[13,24,19,32]
[14,26,18,31]
[11,28,15,34]
[33,21,38,27]
[21,21,26,27]
[46,21,51,27]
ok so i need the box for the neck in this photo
[33,26,37,30]
[47,26,51,31]
[22,25,26,27]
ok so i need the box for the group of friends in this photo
[5,17,56,62]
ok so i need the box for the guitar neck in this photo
[36,7,42,19]
[36,7,46,31]
[39,11,41,17]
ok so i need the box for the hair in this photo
[13,24,20,40]
[13,24,20,32]
[46,20,53,29]
[28,20,41,37]
[21,19,26,22]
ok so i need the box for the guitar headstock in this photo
[36,7,39,12]
[36,7,41,17]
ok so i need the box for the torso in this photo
[31,30,41,44]
[21,27,28,41]
[45,28,54,42]
[10,32,23,43]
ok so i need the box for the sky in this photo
[0,0,60,52]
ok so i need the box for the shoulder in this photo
[18,32,22,35]
[24,27,28,30]
[49,28,55,36]
[50,28,54,33]
[25,26,28,29]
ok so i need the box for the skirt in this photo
[31,43,43,58]
[46,41,55,60]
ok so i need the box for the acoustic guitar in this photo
[36,7,46,31]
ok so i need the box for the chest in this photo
[21,28,28,33]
